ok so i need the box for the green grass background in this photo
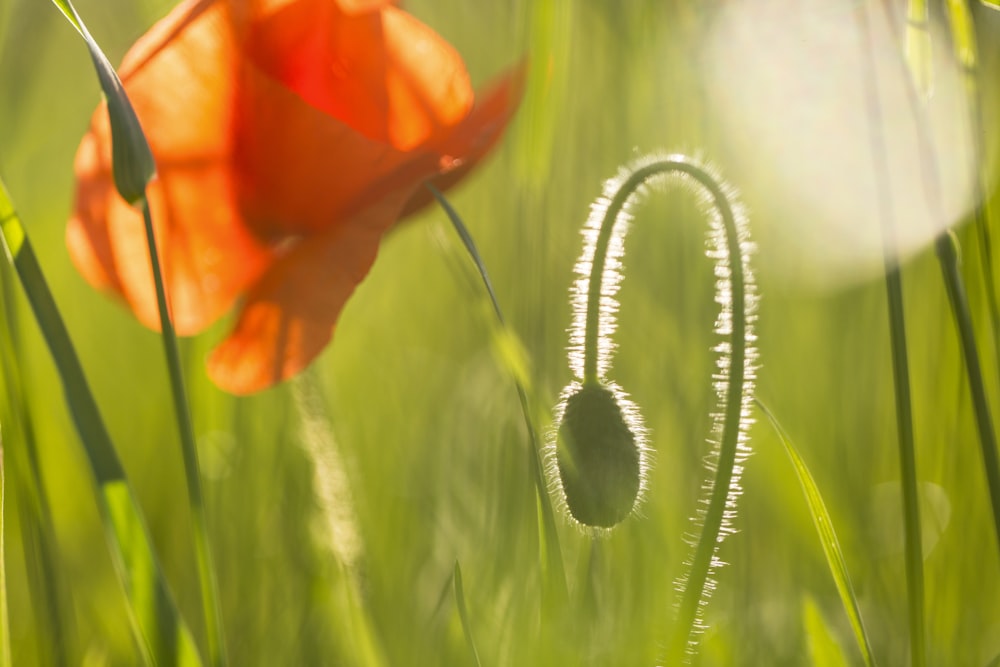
[1,0,999,665]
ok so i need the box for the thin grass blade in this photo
[756,400,877,667]
[0,441,10,667]
[0,277,76,666]
[0,178,202,666]
[427,184,568,609]
[453,562,482,667]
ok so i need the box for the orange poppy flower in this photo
[68,0,524,394]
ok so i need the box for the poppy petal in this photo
[207,187,415,394]
[232,54,452,238]
[401,61,528,218]
[241,0,473,150]
[335,0,396,13]
[68,0,273,335]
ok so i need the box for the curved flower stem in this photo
[856,5,926,664]
[139,202,226,667]
[427,184,568,610]
[577,157,752,662]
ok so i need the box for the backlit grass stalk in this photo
[49,2,227,661]
[858,5,926,664]
[290,369,387,667]
[427,184,568,608]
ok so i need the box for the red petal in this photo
[231,52,456,238]
[240,0,473,150]
[207,186,416,394]
[401,61,528,218]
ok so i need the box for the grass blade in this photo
[0,272,76,666]
[802,594,850,667]
[756,400,877,667]
[427,184,568,609]
[453,562,482,667]
[0,177,202,666]
[0,442,10,667]
[46,3,227,663]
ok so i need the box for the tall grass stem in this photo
[879,0,1000,558]
[138,201,226,667]
[858,6,926,662]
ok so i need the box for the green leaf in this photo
[802,595,849,667]
[756,400,877,667]
[0,177,202,666]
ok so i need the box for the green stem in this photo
[936,234,1000,546]
[877,0,1000,558]
[581,158,751,662]
[139,202,226,667]
[856,6,926,664]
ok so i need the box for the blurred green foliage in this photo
[0,0,999,665]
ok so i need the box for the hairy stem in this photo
[575,157,753,661]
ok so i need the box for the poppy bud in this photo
[554,381,644,528]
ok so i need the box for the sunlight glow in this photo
[701,0,983,286]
